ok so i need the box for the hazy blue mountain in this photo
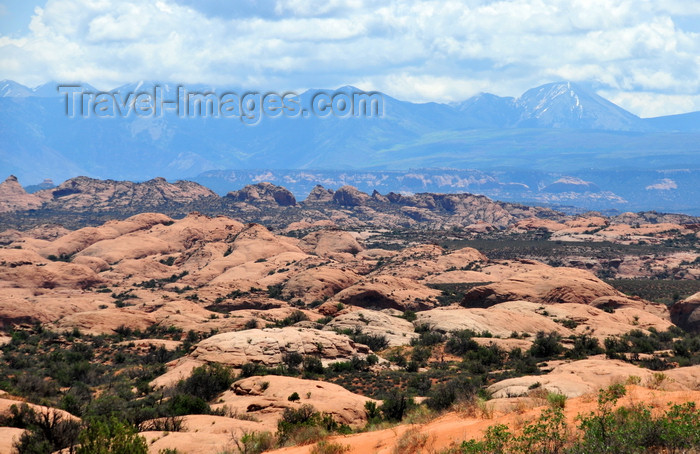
[515,82,647,131]
[645,111,700,132]
[0,80,32,97]
[1,79,699,213]
[453,93,519,128]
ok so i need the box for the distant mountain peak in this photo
[0,80,32,97]
[515,81,644,131]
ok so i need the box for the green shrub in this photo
[177,363,234,401]
[566,334,603,359]
[167,393,209,416]
[364,400,381,424]
[426,377,476,412]
[303,356,324,375]
[233,431,275,454]
[77,417,147,454]
[411,329,445,347]
[546,392,567,409]
[380,390,413,422]
[529,331,564,358]
[454,384,700,454]
[7,404,80,454]
[310,440,350,454]
[445,330,479,356]
[351,332,389,352]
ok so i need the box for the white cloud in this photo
[0,0,699,116]
[646,179,678,190]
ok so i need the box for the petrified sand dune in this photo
[415,301,671,339]
[415,303,568,337]
[188,327,371,367]
[52,308,157,335]
[488,359,700,398]
[36,213,174,258]
[0,248,103,289]
[213,375,379,430]
[375,244,487,281]
[77,235,176,264]
[152,327,372,389]
[141,415,264,453]
[323,309,417,346]
[329,275,439,312]
[0,288,110,327]
[283,266,361,303]
[0,427,26,453]
[299,229,364,258]
[189,223,303,285]
[462,267,640,308]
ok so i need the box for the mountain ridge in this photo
[1,79,699,215]
[3,78,698,123]
[1,175,697,233]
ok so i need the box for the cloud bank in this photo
[1,0,700,116]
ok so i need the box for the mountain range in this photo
[1,79,699,214]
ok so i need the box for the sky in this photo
[1,0,700,117]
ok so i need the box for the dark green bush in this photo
[351,332,389,352]
[77,417,147,454]
[445,330,479,356]
[426,377,476,412]
[380,390,413,422]
[529,331,564,358]
[6,404,80,454]
[177,363,234,401]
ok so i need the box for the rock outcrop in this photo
[34,176,217,210]
[332,185,372,206]
[0,175,42,212]
[188,327,371,367]
[670,292,700,332]
[462,267,638,308]
[226,182,296,206]
[324,309,417,346]
[488,359,700,398]
[214,375,378,429]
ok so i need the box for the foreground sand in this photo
[270,386,700,454]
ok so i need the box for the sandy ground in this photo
[268,386,700,454]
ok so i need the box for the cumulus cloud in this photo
[1,0,699,116]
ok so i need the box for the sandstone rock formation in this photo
[0,175,42,212]
[415,301,671,339]
[298,229,364,259]
[227,182,297,206]
[213,375,378,429]
[332,185,372,206]
[462,267,643,308]
[670,292,700,332]
[283,266,361,303]
[188,328,371,367]
[35,176,217,210]
[323,309,417,346]
[488,359,700,398]
[328,276,439,312]
[305,185,334,203]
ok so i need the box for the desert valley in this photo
[0,175,699,453]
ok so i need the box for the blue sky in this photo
[1,0,700,117]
